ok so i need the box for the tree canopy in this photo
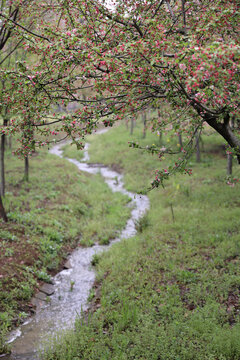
[0,0,239,184]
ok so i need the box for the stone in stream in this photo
[30,297,46,308]
[39,283,55,296]
[63,259,72,269]
[35,292,48,301]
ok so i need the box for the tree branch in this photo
[0,12,51,42]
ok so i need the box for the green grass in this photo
[0,139,130,354]
[62,142,85,162]
[43,121,240,360]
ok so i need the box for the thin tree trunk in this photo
[227,153,233,176]
[0,194,7,222]
[178,134,183,148]
[142,112,147,139]
[158,131,162,145]
[181,0,186,29]
[24,156,29,182]
[0,119,7,196]
[226,118,234,176]
[196,131,201,163]
[157,110,162,145]
[170,203,175,223]
[130,118,134,135]
[23,120,33,182]
[0,133,5,196]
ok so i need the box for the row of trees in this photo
[0,0,239,220]
[131,108,236,177]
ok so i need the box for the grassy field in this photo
[0,140,130,354]
[43,121,240,360]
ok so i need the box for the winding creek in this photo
[5,131,149,360]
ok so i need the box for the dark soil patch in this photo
[111,163,123,173]
[0,224,38,278]
[226,291,240,325]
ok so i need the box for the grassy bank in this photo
[44,122,240,360]
[0,141,130,354]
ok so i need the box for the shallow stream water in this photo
[5,131,149,360]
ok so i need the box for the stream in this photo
[5,131,149,360]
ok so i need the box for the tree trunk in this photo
[226,117,235,176]
[0,194,7,222]
[142,112,147,139]
[196,131,201,163]
[181,0,186,32]
[227,153,233,176]
[178,134,183,148]
[157,110,163,145]
[204,113,240,163]
[24,156,29,182]
[130,118,134,135]
[0,119,7,196]
[158,132,162,145]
